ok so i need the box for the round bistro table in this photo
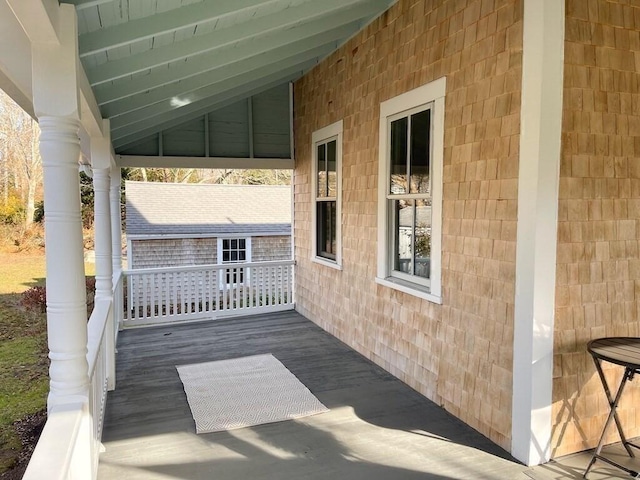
[584,337,640,479]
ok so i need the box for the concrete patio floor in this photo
[98,311,635,480]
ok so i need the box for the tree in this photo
[0,90,42,226]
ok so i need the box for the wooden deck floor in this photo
[98,311,631,480]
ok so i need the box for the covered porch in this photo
[4,0,640,478]
[100,310,527,480]
[97,311,634,480]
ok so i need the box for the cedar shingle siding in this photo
[294,0,522,451]
[130,236,291,269]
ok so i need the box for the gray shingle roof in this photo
[125,181,291,237]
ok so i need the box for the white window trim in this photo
[311,120,343,270]
[217,236,252,287]
[376,77,445,304]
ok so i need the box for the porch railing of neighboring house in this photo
[22,296,115,480]
[119,260,295,327]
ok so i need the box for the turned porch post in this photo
[110,167,122,276]
[32,5,89,409]
[91,125,116,390]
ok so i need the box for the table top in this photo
[588,337,640,370]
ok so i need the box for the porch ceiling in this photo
[56,0,396,162]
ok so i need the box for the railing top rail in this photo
[123,259,294,276]
[87,297,112,375]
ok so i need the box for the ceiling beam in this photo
[95,22,354,106]
[86,0,387,86]
[111,69,306,146]
[116,155,293,170]
[101,26,348,118]
[107,47,329,131]
[78,0,276,57]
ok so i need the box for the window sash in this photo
[219,237,249,286]
[386,105,433,286]
[311,121,342,267]
[316,200,337,260]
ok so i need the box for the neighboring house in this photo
[125,181,292,270]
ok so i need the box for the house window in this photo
[376,78,445,303]
[311,120,342,268]
[218,237,251,285]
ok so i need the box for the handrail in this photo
[87,297,110,374]
[22,402,91,480]
[123,259,295,276]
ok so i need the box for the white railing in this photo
[23,297,114,480]
[86,297,112,475]
[121,260,294,327]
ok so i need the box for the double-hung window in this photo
[376,78,445,303]
[218,237,251,286]
[311,120,342,268]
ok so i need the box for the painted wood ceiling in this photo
[59,0,396,155]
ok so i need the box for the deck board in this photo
[97,311,622,479]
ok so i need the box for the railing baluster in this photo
[119,261,293,326]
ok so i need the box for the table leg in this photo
[583,361,636,479]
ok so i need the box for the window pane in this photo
[414,198,431,279]
[230,239,237,249]
[317,201,336,260]
[239,239,246,249]
[222,251,230,262]
[238,251,246,261]
[327,140,337,197]
[230,251,238,261]
[390,117,408,194]
[317,143,327,197]
[410,109,431,194]
[394,199,413,274]
[223,239,230,249]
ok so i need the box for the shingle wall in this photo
[553,0,640,457]
[130,236,291,268]
[294,0,523,450]
[253,236,292,261]
[131,238,217,268]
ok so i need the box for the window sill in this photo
[375,276,442,304]
[312,257,342,270]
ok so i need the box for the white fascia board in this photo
[117,155,293,170]
[6,0,60,44]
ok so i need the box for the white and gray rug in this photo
[176,354,328,434]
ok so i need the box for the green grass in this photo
[0,251,95,473]
[0,252,48,472]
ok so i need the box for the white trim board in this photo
[511,0,564,466]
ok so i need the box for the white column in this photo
[110,167,122,277]
[93,168,112,297]
[92,164,116,390]
[511,0,565,466]
[32,4,89,409]
[40,116,89,407]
